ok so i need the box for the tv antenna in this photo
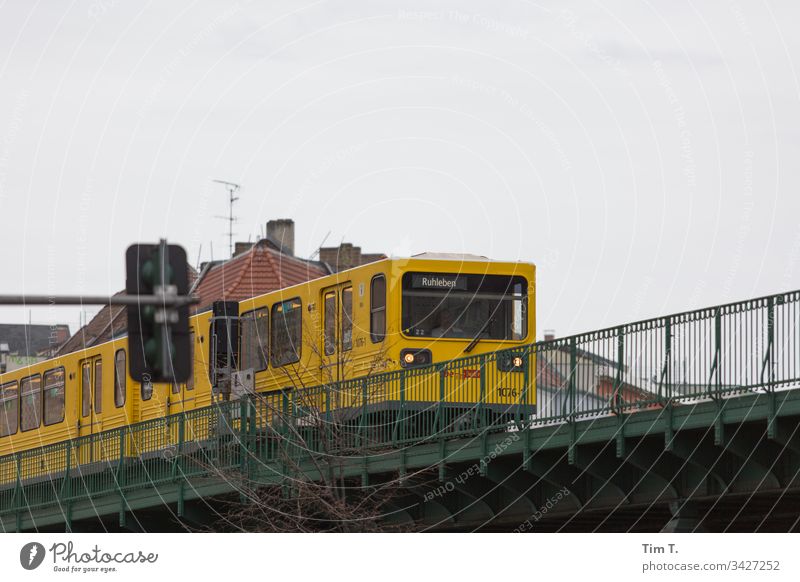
[308,230,332,260]
[212,179,240,259]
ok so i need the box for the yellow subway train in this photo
[0,254,536,463]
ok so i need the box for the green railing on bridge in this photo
[2,288,799,523]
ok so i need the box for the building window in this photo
[0,381,18,437]
[341,286,353,351]
[94,359,102,414]
[240,309,269,371]
[20,375,41,432]
[271,298,302,367]
[370,275,386,343]
[114,350,126,407]
[43,367,65,426]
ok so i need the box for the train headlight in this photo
[498,352,526,372]
[400,349,432,368]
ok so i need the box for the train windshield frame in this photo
[401,272,528,341]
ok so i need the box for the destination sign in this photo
[410,273,468,291]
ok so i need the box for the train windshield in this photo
[401,272,527,340]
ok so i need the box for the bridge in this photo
[2,289,800,532]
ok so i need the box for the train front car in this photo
[383,254,536,438]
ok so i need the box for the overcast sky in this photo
[1,0,798,338]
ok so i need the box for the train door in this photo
[321,283,354,383]
[77,356,102,461]
[168,329,196,414]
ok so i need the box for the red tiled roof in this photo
[56,295,127,356]
[56,266,199,356]
[193,242,328,311]
[536,356,567,390]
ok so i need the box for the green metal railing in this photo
[1,289,799,522]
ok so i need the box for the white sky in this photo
[0,0,799,338]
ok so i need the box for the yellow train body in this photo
[0,255,535,471]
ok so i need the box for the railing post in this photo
[239,395,249,474]
[117,427,126,489]
[280,390,289,489]
[325,384,331,424]
[664,318,672,403]
[61,440,72,502]
[614,327,624,414]
[14,452,22,532]
[14,452,21,511]
[569,337,577,422]
[765,297,775,388]
[290,389,297,464]
[437,364,446,435]
[117,427,127,529]
[476,353,486,430]
[62,442,73,532]
[250,396,259,459]
[358,378,368,449]
[179,410,186,467]
[715,308,722,397]
[393,373,406,445]
[567,337,577,464]
[517,349,528,427]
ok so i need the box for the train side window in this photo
[271,298,302,367]
[0,381,18,437]
[370,275,386,343]
[323,292,336,356]
[94,359,103,414]
[20,375,41,432]
[81,362,91,417]
[43,367,65,426]
[342,286,353,351]
[114,350,127,407]
[240,309,268,372]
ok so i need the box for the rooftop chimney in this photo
[544,329,556,342]
[233,241,253,257]
[266,219,295,256]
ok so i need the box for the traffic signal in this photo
[125,242,191,382]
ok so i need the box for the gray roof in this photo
[0,324,70,356]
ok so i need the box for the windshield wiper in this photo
[464,319,493,353]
